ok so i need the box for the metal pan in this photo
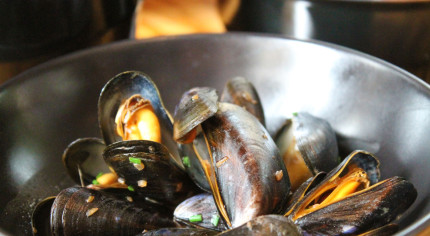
[0,33,429,235]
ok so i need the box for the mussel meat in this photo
[285,150,417,235]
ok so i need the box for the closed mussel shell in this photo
[202,102,291,228]
[51,187,177,236]
[51,187,79,236]
[275,112,339,191]
[218,215,302,236]
[174,193,228,231]
[220,77,265,126]
[103,140,198,206]
[98,71,182,168]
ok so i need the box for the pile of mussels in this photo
[32,71,417,236]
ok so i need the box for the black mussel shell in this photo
[98,71,182,167]
[286,150,380,219]
[294,176,416,235]
[173,87,218,144]
[220,76,265,126]
[201,103,291,228]
[138,228,217,236]
[103,140,199,206]
[218,215,302,236]
[173,87,219,192]
[62,137,109,186]
[275,112,339,190]
[174,193,228,231]
[178,132,211,192]
[51,187,80,236]
[136,228,218,236]
[50,187,177,236]
[32,196,56,235]
[286,150,416,235]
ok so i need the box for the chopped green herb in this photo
[211,215,220,226]
[96,172,104,179]
[292,112,298,117]
[129,157,142,164]
[92,179,99,185]
[128,185,135,192]
[182,156,191,168]
[189,214,203,223]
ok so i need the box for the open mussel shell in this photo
[294,176,416,235]
[220,77,265,126]
[287,150,417,235]
[98,71,182,167]
[285,172,327,215]
[174,193,228,231]
[285,150,380,218]
[275,112,339,190]
[173,87,218,144]
[62,137,109,186]
[173,87,219,191]
[218,215,302,236]
[201,102,291,228]
[138,228,217,236]
[31,196,56,235]
[103,140,199,206]
[51,187,178,236]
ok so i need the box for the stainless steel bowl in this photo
[281,0,430,78]
[0,34,430,235]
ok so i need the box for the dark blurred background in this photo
[0,0,136,83]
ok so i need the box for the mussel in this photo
[201,102,290,227]
[31,197,56,236]
[220,77,265,126]
[103,140,198,206]
[174,193,228,231]
[62,137,119,187]
[49,187,177,236]
[173,85,291,228]
[62,71,189,190]
[218,215,302,236]
[98,71,178,158]
[72,71,199,202]
[173,87,218,145]
[275,112,339,191]
[173,87,219,191]
[138,228,217,236]
[285,150,417,235]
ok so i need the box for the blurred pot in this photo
[281,0,430,71]
[0,0,136,82]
